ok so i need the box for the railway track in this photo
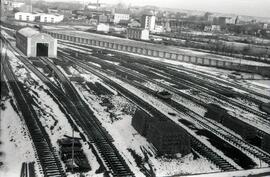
[165,64,270,102]
[59,46,270,130]
[1,34,134,177]
[59,41,270,123]
[1,41,65,177]
[60,40,270,103]
[58,52,239,171]
[58,50,270,167]
[143,64,270,121]
[132,81,270,166]
[20,162,36,177]
[38,57,134,177]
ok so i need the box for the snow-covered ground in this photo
[50,64,220,176]
[0,99,40,177]
[2,30,269,176]
[3,45,102,176]
[58,44,269,170]
[72,81,220,176]
[59,40,270,103]
[186,167,270,177]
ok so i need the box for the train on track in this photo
[205,103,257,139]
[132,109,191,156]
[205,103,270,153]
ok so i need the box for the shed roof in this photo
[45,29,270,66]
[17,27,40,37]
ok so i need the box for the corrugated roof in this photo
[17,27,40,37]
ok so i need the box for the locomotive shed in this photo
[16,27,57,58]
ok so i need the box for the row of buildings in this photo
[14,12,64,23]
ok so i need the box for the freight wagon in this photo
[132,109,191,156]
[205,103,256,140]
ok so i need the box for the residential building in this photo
[141,13,156,31]
[214,16,235,25]
[262,23,268,29]
[204,12,214,22]
[3,0,24,11]
[204,25,221,32]
[14,12,39,21]
[128,19,141,28]
[153,25,164,33]
[113,9,130,24]
[98,14,108,23]
[58,9,73,18]
[40,14,64,23]
[127,28,149,40]
[97,23,110,33]
[225,17,236,24]
[11,1,25,9]
[47,8,58,14]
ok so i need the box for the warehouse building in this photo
[113,9,130,24]
[14,12,39,22]
[127,28,149,40]
[16,27,57,57]
[39,13,64,23]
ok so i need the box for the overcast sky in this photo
[116,0,270,17]
[50,0,270,18]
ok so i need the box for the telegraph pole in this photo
[71,128,75,173]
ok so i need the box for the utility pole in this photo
[71,128,75,173]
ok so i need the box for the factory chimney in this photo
[25,0,32,13]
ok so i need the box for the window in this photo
[19,15,22,20]
[51,18,54,23]
[26,16,29,21]
[44,17,47,22]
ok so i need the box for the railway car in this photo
[132,109,191,156]
[205,103,257,140]
[222,115,257,140]
[156,90,173,100]
[259,102,270,114]
[204,103,229,122]
[132,109,153,136]
[261,134,270,154]
[69,76,84,82]
[217,87,235,98]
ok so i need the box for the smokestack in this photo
[25,0,32,13]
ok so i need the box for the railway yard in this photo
[1,25,270,177]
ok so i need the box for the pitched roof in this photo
[17,27,39,37]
